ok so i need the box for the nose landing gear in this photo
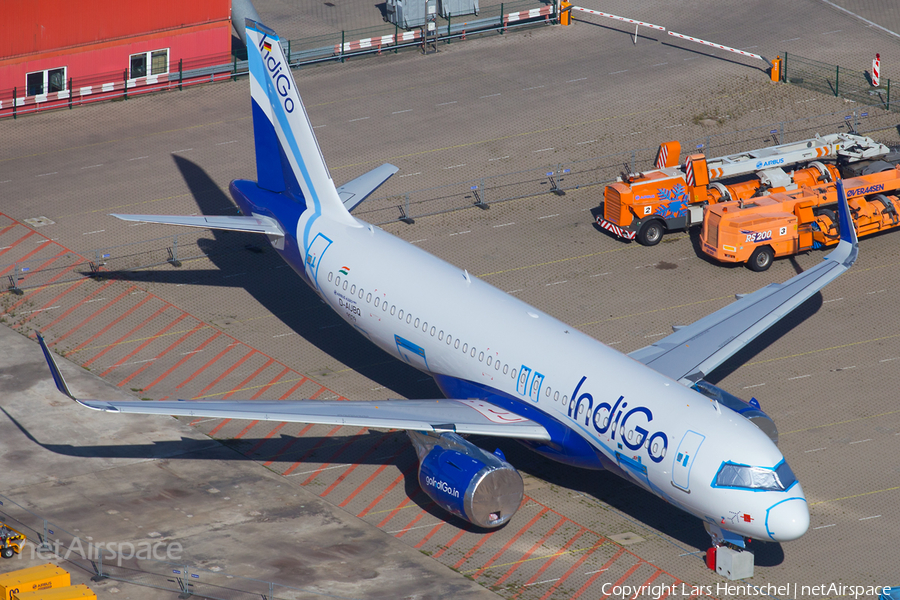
[704,522,755,580]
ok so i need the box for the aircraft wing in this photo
[629,180,859,385]
[336,163,400,212]
[110,214,285,237]
[38,335,550,441]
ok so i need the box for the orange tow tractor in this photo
[701,165,900,270]
[0,523,25,559]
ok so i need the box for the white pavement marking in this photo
[506,289,523,294]
[129,156,149,161]
[577,140,596,145]
[386,523,437,534]
[822,30,842,35]
[823,297,843,303]
[84,298,108,303]
[224,272,247,278]
[652,62,668,67]
[832,365,856,371]
[480,93,501,98]
[644,332,666,338]
[288,464,351,476]
[546,281,567,286]
[818,0,900,39]
[522,86,545,91]
[449,231,471,236]
[590,272,610,277]
[436,101,457,106]
[171,148,193,153]
[445,164,466,169]
[19,306,59,314]
[37,172,58,177]
[273,332,295,338]
[81,164,104,169]
[181,350,203,355]
[849,439,872,445]
[216,140,238,145]
[399,172,421,178]
[538,214,559,219]
[392,109,413,114]
[114,358,157,367]
[665,123,684,128]
[533,148,554,152]
[584,568,609,574]
[788,374,811,380]
[319,324,340,330]
[488,156,510,161]
[493,222,515,228]
[410,239,427,244]
[524,579,560,586]
[880,357,900,362]
[313,125,326,129]
[779,37,801,43]
[742,383,765,389]
[859,515,882,520]
[349,116,370,122]
[868,289,886,294]
[0,180,10,184]
[814,524,836,529]
[609,70,628,74]
[82,230,105,235]
[805,448,826,453]
[566,77,587,83]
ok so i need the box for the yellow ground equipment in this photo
[0,564,70,600]
[12,584,95,600]
[701,165,900,270]
[0,525,25,560]
[596,133,891,245]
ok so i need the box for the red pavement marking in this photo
[83,305,169,367]
[48,285,138,347]
[282,424,346,476]
[15,248,69,285]
[593,559,645,600]
[37,280,117,332]
[0,240,52,276]
[538,539,615,600]
[471,506,550,579]
[298,427,368,484]
[134,326,216,390]
[413,521,446,549]
[244,422,286,455]
[493,514,567,587]
[452,524,503,571]
[511,528,588,600]
[321,432,397,498]
[176,341,241,390]
[190,348,255,397]
[278,378,309,400]
[118,322,209,389]
[263,423,315,466]
[394,510,427,539]
[357,461,418,519]
[105,315,190,379]
[6,259,86,313]
[432,528,467,559]
[338,454,406,508]
[0,224,18,238]
[0,230,36,260]
[68,295,152,354]
[233,420,259,440]
[250,366,291,400]
[375,494,419,529]
[637,569,663,594]
[222,358,274,400]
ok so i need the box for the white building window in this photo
[130,49,169,78]
[26,67,67,96]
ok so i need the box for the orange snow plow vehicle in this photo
[701,164,900,271]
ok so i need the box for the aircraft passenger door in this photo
[671,430,705,492]
[529,372,544,403]
[516,366,532,396]
[305,233,333,290]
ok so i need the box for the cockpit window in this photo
[714,460,796,491]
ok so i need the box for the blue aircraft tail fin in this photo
[245,20,357,226]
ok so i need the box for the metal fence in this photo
[0,494,360,599]
[781,51,893,111]
[0,0,554,120]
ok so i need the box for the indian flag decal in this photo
[339,266,350,275]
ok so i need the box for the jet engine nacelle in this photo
[691,380,779,444]
[407,431,524,528]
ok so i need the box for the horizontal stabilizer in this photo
[110,214,284,237]
[337,163,400,212]
[37,335,550,441]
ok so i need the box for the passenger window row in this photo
[327,270,565,405]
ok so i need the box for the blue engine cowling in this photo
[692,380,778,444]
[408,431,524,528]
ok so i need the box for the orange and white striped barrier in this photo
[504,5,555,27]
[334,30,422,54]
[872,53,881,87]
[667,31,764,62]
[570,7,665,31]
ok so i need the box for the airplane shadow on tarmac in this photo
[72,156,811,564]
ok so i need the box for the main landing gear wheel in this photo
[748,246,774,272]
[637,220,664,246]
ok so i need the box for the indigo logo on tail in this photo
[258,35,295,114]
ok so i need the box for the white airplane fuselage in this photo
[230,181,809,544]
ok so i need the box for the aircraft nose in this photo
[766,489,809,541]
